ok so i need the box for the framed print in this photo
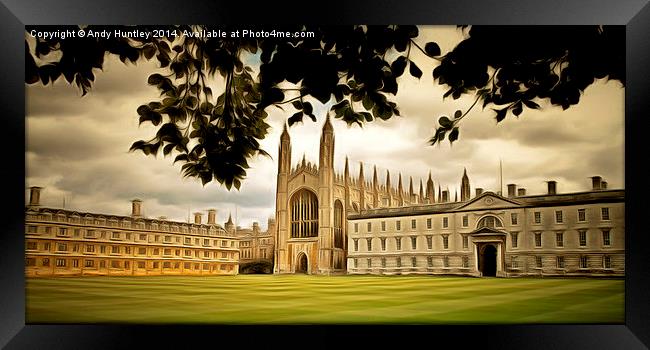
[2,0,650,348]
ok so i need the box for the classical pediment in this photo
[453,192,522,211]
[469,226,508,236]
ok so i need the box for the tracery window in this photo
[290,189,319,238]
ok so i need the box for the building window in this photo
[477,216,503,229]
[354,258,358,268]
[85,260,94,268]
[580,256,588,269]
[534,212,541,224]
[381,221,386,231]
[111,260,121,268]
[556,256,565,269]
[426,235,433,249]
[27,225,37,233]
[111,246,120,254]
[396,220,401,231]
[602,229,611,246]
[511,213,518,225]
[534,232,542,247]
[511,232,518,248]
[86,245,95,253]
[25,258,36,266]
[411,257,417,267]
[462,215,468,227]
[26,241,37,250]
[367,258,372,268]
[410,236,417,249]
[354,223,358,233]
[511,256,519,269]
[57,227,67,236]
[43,242,50,251]
[601,207,610,220]
[396,257,401,267]
[333,200,344,249]
[100,260,106,268]
[427,256,433,267]
[462,235,468,249]
[290,189,319,238]
[426,218,432,229]
[578,209,586,222]
[56,258,66,267]
[57,243,67,252]
[42,258,50,266]
[604,255,612,269]
[411,219,416,229]
[366,238,372,251]
[367,222,372,232]
[112,232,120,239]
[442,235,449,250]
[555,210,563,223]
[395,237,402,251]
[381,258,386,268]
[72,259,79,268]
[442,217,449,228]
[556,232,564,247]
[45,227,52,234]
[443,256,449,267]
[579,230,587,247]
[462,256,469,268]
[535,256,543,268]
[380,237,386,251]
[153,248,159,255]
[353,239,359,251]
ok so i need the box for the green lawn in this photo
[25,275,624,324]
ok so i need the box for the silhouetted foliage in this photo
[25,25,624,188]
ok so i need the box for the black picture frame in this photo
[2,0,649,348]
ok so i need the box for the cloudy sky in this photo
[26,26,625,230]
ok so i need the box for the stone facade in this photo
[25,187,239,277]
[231,216,276,270]
[274,117,625,277]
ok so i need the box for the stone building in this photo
[347,178,624,277]
[229,216,276,273]
[274,116,624,277]
[25,187,240,277]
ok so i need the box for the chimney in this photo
[28,186,42,207]
[601,181,608,189]
[442,190,449,203]
[591,176,602,190]
[517,188,526,196]
[194,212,203,224]
[253,222,260,234]
[547,181,557,195]
[131,199,143,218]
[207,209,217,225]
[507,184,517,198]
[475,188,483,196]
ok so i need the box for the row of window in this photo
[26,241,237,259]
[26,226,237,247]
[352,256,469,268]
[353,207,612,233]
[26,213,223,234]
[351,229,613,252]
[26,257,235,271]
[350,255,614,270]
[241,248,269,259]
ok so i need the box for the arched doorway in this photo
[296,253,308,274]
[479,244,497,277]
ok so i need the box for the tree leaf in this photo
[449,127,459,143]
[424,42,441,57]
[409,61,423,79]
[438,116,452,128]
[523,100,540,109]
[454,110,463,119]
[494,107,508,123]
[391,56,407,77]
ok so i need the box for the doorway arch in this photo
[479,244,497,277]
[296,253,308,274]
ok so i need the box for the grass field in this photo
[26,275,624,324]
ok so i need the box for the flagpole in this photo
[499,158,503,196]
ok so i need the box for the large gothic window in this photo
[290,189,319,238]
[477,215,504,229]
[334,200,344,248]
